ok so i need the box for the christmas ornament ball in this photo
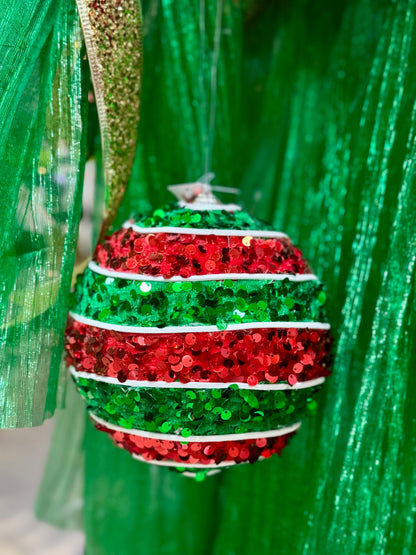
[66,185,332,478]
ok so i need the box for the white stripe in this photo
[122,221,289,239]
[70,366,325,391]
[177,201,241,212]
[88,261,318,282]
[89,412,301,442]
[69,312,331,333]
[131,454,259,470]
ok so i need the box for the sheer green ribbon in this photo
[0,0,87,428]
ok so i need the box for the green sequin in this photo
[131,204,274,230]
[72,268,328,328]
[74,377,322,436]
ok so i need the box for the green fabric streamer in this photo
[35,379,86,530]
[0,0,87,427]
[36,1,416,554]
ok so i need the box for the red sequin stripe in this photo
[94,228,312,278]
[66,318,331,386]
[94,421,296,466]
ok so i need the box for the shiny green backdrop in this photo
[4,0,415,553]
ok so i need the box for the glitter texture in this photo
[75,0,143,236]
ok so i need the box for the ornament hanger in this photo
[167,172,241,212]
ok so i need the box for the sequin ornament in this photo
[66,179,332,479]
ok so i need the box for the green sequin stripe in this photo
[72,268,328,328]
[74,376,322,437]
[130,205,274,230]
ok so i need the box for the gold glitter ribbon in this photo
[75,0,143,240]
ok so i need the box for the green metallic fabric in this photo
[37,1,416,554]
[0,0,87,428]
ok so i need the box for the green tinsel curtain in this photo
[0,0,87,428]
[35,0,415,553]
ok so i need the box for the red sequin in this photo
[94,420,296,465]
[65,318,332,385]
[94,229,312,278]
